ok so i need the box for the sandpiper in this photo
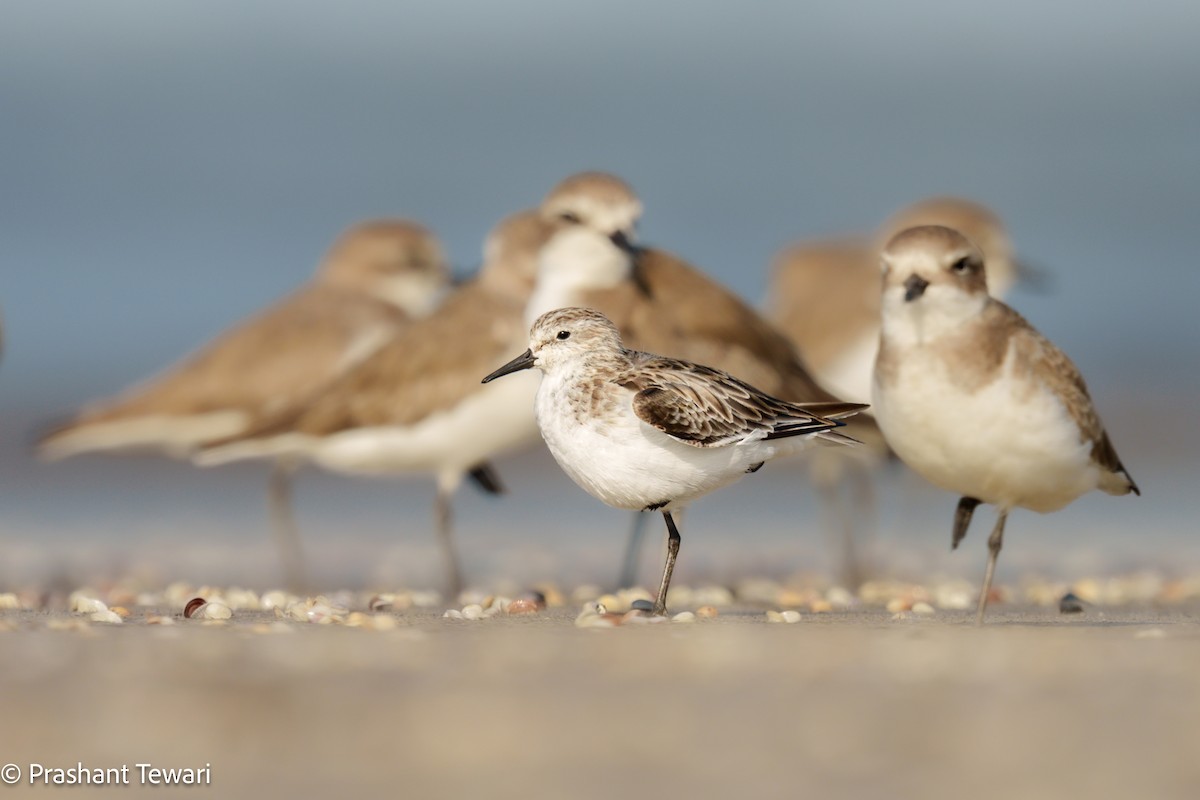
[483,307,866,615]
[195,174,653,594]
[871,225,1139,623]
[529,175,877,588]
[38,219,451,589]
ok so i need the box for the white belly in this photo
[534,377,800,511]
[873,346,1099,512]
[312,371,541,479]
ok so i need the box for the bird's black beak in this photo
[482,349,535,383]
[609,230,640,258]
[904,274,930,302]
[1013,257,1054,293]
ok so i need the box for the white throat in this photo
[880,283,987,348]
[526,231,631,325]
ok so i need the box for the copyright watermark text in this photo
[2,762,211,787]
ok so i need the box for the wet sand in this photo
[0,597,1197,800]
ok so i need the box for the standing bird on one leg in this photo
[871,226,1139,624]
[484,307,866,616]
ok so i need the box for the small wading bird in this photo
[194,173,647,596]
[37,220,451,590]
[767,197,1048,587]
[194,213,553,597]
[483,307,865,616]
[529,176,878,590]
[871,225,1139,623]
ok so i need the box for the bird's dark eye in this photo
[556,330,571,340]
[951,257,971,273]
[559,212,582,224]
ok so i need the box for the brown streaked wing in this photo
[1003,303,1138,490]
[624,356,848,448]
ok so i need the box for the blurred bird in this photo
[528,173,872,589]
[37,219,451,590]
[871,226,1138,623]
[767,197,1043,583]
[483,307,866,615]
[770,197,1038,405]
[195,172,650,594]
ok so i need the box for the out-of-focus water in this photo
[1,1,1196,581]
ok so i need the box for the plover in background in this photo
[529,172,878,588]
[483,307,866,615]
[769,197,1037,406]
[767,197,1042,588]
[37,219,451,590]
[195,211,556,596]
[871,225,1139,623]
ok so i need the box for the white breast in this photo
[533,374,800,511]
[873,341,1100,513]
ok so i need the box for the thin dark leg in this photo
[976,509,1008,625]
[953,496,982,551]
[435,486,464,600]
[616,512,650,590]
[652,511,683,616]
[840,465,876,589]
[268,462,308,593]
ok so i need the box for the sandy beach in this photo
[0,585,1196,800]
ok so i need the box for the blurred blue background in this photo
[1,0,1196,587]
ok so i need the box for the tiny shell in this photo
[223,588,261,610]
[596,594,627,613]
[766,610,801,624]
[911,602,935,615]
[0,593,21,610]
[506,599,540,615]
[443,609,464,619]
[369,595,394,612]
[90,609,123,624]
[672,611,696,623]
[183,598,207,619]
[809,600,833,614]
[461,603,485,621]
[109,606,131,618]
[695,605,719,619]
[198,602,233,620]
[886,598,912,614]
[69,594,106,614]
[260,590,292,610]
[574,601,620,628]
